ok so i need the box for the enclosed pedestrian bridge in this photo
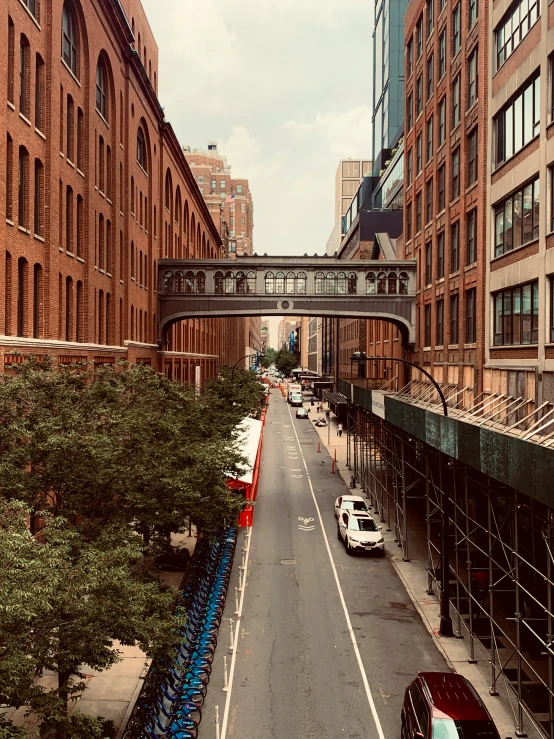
[158,255,416,344]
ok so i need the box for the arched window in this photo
[399,272,409,295]
[184,271,194,293]
[164,169,172,211]
[388,271,397,294]
[348,272,357,294]
[196,271,206,294]
[285,271,295,294]
[315,272,325,294]
[326,272,336,295]
[95,57,108,120]
[236,271,247,294]
[296,272,307,294]
[62,2,78,77]
[247,271,256,293]
[337,272,346,295]
[377,272,387,294]
[275,272,285,293]
[366,272,376,294]
[265,272,274,294]
[163,270,173,293]
[214,271,224,294]
[137,127,147,171]
[224,271,234,294]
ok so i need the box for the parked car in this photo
[334,495,370,518]
[296,408,309,419]
[401,672,502,739]
[337,511,384,555]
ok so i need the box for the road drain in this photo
[280,559,297,565]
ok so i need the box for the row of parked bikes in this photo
[123,528,238,738]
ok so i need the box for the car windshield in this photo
[343,500,367,511]
[432,719,499,738]
[349,518,378,532]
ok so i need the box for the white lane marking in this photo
[287,404,386,739]
[298,517,314,524]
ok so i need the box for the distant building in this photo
[325,159,372,256]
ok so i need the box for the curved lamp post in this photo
[231,354,258,382]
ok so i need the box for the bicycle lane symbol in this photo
[298,517,315,531]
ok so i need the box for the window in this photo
[468,49,478,107]
[35,55,45,131]
[450,294,459,343]
[407,93,413,131]
[494,177,539,256]
[416,14,424,58]
[96,57,108,120]
[8,18,15,105]
[427,54,434,99]
[67,95,74,162]
[76,195,83,257]
[450,221,460,272]
[137,127,147,171]
[437,231,445,278]
[406,202,412,240]
[427,0,434,37]
[34,159,43,237]
[6,135,13,222]
[452,75,460,127]
[426,116,433,161]
[62,2,79,77]
[33,264,42,338]
[496,0,540,69]
[424,304,432,346]
[469,0,478,26]
[466,288,477,343]
[425,241,432,284]
[451,148,460,199]
[426,179,433,224]
[438,30,446,78]
[468,128,478,185]
[20,36,30,118]
[416,134,422,173]
[438,165,445,211]
[77,108,84,170]
[416,192,422,232]
[551,167,554,232]
[98,134,104,192]
[407,38,413,77]
[236,185,242,193]
[438,97,446,144]
[66,186,73,252]
[18,146,29,229]
[495,76,540,166]
[436,300,444,345]
[407,148,413,184]
[416,74,423,116]
[494,281,538,345]
[452,4,461,54]
[467,209,477,264]
[550,277,554,342]
[17,258,27,337]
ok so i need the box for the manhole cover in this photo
[281,559,297,565]
[389,602,408,610]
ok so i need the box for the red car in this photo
[401,672,503,739]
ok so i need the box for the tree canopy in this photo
[274,348,299,377]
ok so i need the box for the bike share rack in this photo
[123,527,238,739]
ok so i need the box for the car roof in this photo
[348,511,371,518]
[417,673,492,721]
[339,495,366,503]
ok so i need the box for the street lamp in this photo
[231,353,258,382]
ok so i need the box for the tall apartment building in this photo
[277,318,297,351]
[184,143,260,367]
[325,159,372,256]
[2,0,225,384]
[403,0,487,400]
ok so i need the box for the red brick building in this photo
[2,0,225,383]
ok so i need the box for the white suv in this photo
[337,511,385,556]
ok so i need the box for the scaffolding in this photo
[348,405,554,739]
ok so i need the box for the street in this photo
[203,390,447,739]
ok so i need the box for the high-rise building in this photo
[277,318,298,352]
[325,159,372,256]
[260,319,270,351]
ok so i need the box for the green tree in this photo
[274,348,298,377]
[259,348,276,368]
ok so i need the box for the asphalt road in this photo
[204,390,446,739]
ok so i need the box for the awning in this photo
[324,390,348,407]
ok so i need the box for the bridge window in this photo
[236,271,247,294]
[163,270,173,293]
[286,271,295,294]
[337,272,346,295]
[399,272,409,294]
[275,271,285,293]
[196,271,206,293]
[265,272,274,294]
[247,271,256,293]
[296,272,306,294]
[348,272,357,294]
[315,271,325,294]
[173,271,185,293]
[366,272,376,294]
[215,271,224,294]
[388,272,397,294]
[224,271,234,293]
[184,271,195,293]
[377,272,387,294]
[326,272,336,295]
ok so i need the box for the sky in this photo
[140,0,373,258]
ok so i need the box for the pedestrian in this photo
[337,422,343,437]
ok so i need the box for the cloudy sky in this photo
[141,0,373,258]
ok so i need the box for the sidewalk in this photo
[308,399,540,739]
